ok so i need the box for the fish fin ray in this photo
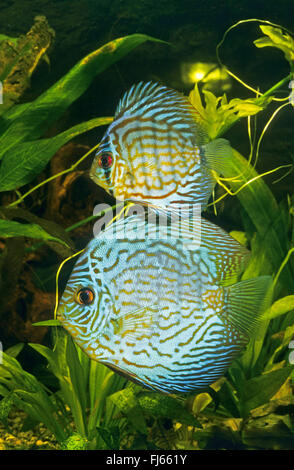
[115,81,180,117]
[114,304,159,339]
[224,275,273,337]
[200,218,250,285]
[203,138,234,175]
[114,82,206,142]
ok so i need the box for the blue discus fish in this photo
[57,213,271,394]
[90,82,232,213]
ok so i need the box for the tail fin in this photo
[224,275,273,337]
[203,138,234,175]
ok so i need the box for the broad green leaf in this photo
[108,387,147,434]
[0,219,69,247]
[217,379,240,418]
[188,83,268,139]
[223,149,292,286]
[0,207,74,257]
[0,34,166,159]
[267,324,294,367]
[242,366,293,417]
[138,392,200,427]
[254,25,294,66]
[0,117,112,191]
[263,295,294,320]
[224,149,292,369]
[0,34,18,44]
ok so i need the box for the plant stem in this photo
[255,72,293,105]
[8,143,101,208]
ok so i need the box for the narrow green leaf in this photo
[0,207,74,257]
[0,117,112,191]
[4,343,24,358]
[32,319,62,327]
[0,34,166,158]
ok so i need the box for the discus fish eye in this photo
[76,288,95,306]
[98,152,113,170]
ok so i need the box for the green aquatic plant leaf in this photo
[263,295,294,321]
[138,392,201,427]
[189,83,269,139]
[0,34,18,45]
[0,219,70,247]
[108,386,148,434]
[221,149,292,285]
[0,117,112,191]
[0,207,74,257]
[30,330,126,448]
[241,366,294,417]
[254,25,294,67]
[0,352,68,442]
[0,34,166,159]
[4,343,24,358]
[32,319,62,327]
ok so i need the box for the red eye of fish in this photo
[76,288,95,306]
[98,152,113,169]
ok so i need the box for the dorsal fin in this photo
[115,82,166,117]
[114,82,207,143]
[115,81,183,117]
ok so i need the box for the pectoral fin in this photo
[112,304,160,340]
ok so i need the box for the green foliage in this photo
[189,83,270,140]
[0,117,112,192]
[60,433,88,450]
[0,330,127,449]
[254,25,294,70]
[0,33,164,245]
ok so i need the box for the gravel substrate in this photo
[0,408,60,450]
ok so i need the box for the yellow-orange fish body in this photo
[90,82,232,213]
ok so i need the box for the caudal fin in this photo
[224,275,273,338]
[203,138,234,175]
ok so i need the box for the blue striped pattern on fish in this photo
[57,214,271,394]
[90,82,233,213]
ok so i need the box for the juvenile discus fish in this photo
[90,81,232,213]
[57,213,271,394]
